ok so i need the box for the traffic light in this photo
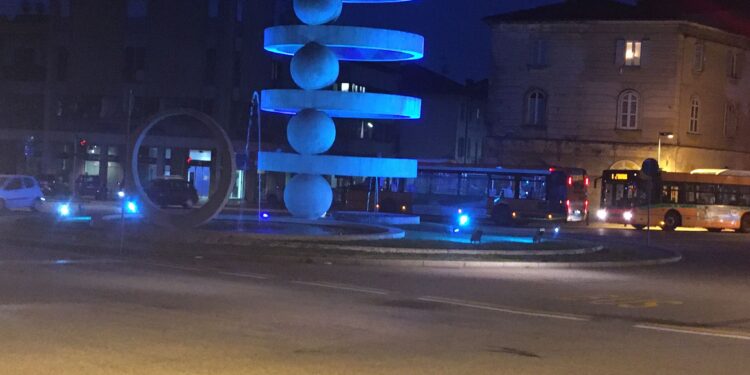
[77,138,88,154]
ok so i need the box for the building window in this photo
[525,89,546,126]
[56,48,68,81]
[208,0,219,18]
[724,102,738,137]
[529,39,547,68]
[689,96,700,134]
[727,51,741,79]
[236,0,245,22]
[127,0,148,18]
[693,41,705,72]
[123,47,146,82]
[60,0,71,17]
[617,90,640,130]
[204,48,217,85]
[624,40,642,66]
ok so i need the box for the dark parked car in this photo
[145,176,199,208]
[75,175,107,200]
[37,174,72,198]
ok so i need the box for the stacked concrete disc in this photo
[260,0,424,219]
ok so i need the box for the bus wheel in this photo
[661,211,681,232]
[491,205,512,226]
[740,214,750,233]
[706,228,723,233]
[632,224,646,230]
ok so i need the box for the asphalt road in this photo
[1,225,749,374]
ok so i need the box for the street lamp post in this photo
[657,132,674,169]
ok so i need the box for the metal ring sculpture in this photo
[129,108,236,228]
[259,0,423,219]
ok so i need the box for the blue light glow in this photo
[264,25,424,62]
[261,89,422,120]
[58,204,71,217]
[125,201,138,214]
[261,212,270,219]
[117,190,126,199]
[453,228,460,233]
[458,214,470,227]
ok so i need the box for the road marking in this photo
[218,271,269,280]
[145,263,204,272]
[0,259,122,266]
[563,295,683,309]
[418,296,591,322]
[292,281,389,296]
[634,323,750,341]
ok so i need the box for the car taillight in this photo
[566,199,571,213]
[584,200,589,213]
[584,177,590,187]
[567,177,573,186]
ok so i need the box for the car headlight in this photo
[596,209,607,220]
[623,211,633,222]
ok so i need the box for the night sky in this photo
[0,0,631,82]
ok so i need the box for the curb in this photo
[269,242,606,256]
[1,234,682,269]
[304,252,683,269]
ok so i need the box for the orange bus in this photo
[598,169,750,232]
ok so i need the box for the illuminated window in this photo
[624,40,642,66]
[693,41,704,72]
[617,90,639,130]
[689,97,700,134]
[337,82,366,93]
[525,89,546,126]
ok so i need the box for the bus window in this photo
[661,184,680,204]
[696,184,716,204]
[718,184,741,206]
[415,172,430,194]
[431,172,458,196]
[741,186,750,206]
[519,176,546,200]
[459,173,487,198]
[490,175,515,199]
[684,183,696,204]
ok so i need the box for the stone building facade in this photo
[484,1,750,208]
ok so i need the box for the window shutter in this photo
[615,39,625,65]
[727,51,734,78]
[737,53,745,78]
[639,40,649,67]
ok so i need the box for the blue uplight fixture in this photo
[458,214,470,227]
[125,201,139,214]
[57,203,71,217]
[261,212,270,219]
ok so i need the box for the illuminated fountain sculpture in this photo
[260,0,424,219]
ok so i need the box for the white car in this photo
[0,175,44,211]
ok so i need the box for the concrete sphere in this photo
[284,174,332,219]
[291,42,339,90]
[293,0,342,25]
[287,109,336,155]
